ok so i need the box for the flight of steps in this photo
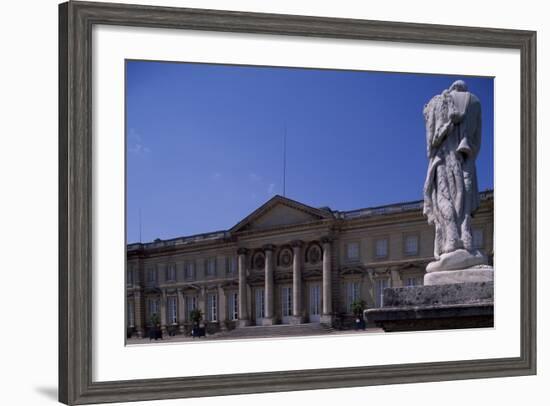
[215,323,333,339]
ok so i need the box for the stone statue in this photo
[422,80,493,284]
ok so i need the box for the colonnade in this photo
[237,238,333,326]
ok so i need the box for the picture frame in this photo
[58,1,537,404]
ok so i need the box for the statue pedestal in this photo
[425,266,493,285]
[426,249,488,273]
[424,248,494,285]
[365,282,493,332]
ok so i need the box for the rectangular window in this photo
[147,298,160,322]
[146,267,157,285]
[206,257,217,277]
[404,235,419,255]
[166,263,176,282]
[184,262,195,281]
[167,296,177,324]
[227,292,238,320]
[207,293,218,322]
[346,242,359,261]
[127,300,135,327]
[346,281,361,312]
[186,295,197,319]
[227,256,237,275]
[127,267,134,286]
[375,238,388,258]
[375,279,389,307]
[473,228,484,249]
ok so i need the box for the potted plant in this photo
[149,313,161,340]
[351,299,367,330]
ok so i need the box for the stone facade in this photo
[126,191,493,338]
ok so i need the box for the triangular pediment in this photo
[230,195,333,233]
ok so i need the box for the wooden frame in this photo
[59,1,536,404]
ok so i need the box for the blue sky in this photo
[126,60,494,243]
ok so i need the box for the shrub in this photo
[351,300,367,318]
[190,308,203,324]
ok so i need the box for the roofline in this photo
[339,188,493,215]
[228,194,333,233]
[128,189,493,249]
[127,229,228,249]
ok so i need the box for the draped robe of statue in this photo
[423,81,487,272]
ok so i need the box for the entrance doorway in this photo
[309,283,321,322]
[281,286,292,324]
[254,288,264,325]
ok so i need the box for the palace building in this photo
[126,191,493,338]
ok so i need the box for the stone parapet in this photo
[365,282,493,332]
[424,266,493,286]
[382,281,493,307]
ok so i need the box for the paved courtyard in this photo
[127,326,384,345]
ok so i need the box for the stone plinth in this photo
[236,319,251,328]
[287,316,305,325]
[259,317,276,326]
[320,314,333,326]
[426,249,487,273]
[365,282,493,332]
[424,266,494,286]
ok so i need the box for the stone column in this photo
[261,244,276,325]
[290,240,304,324]
[237,248,250,327]
[198,286,207,325]
[218,284,227,331]
[134,290,144,338]
[321,237,333,325]
[177,288,186,334]
[160,290,168,337]
[366,269,376,308]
